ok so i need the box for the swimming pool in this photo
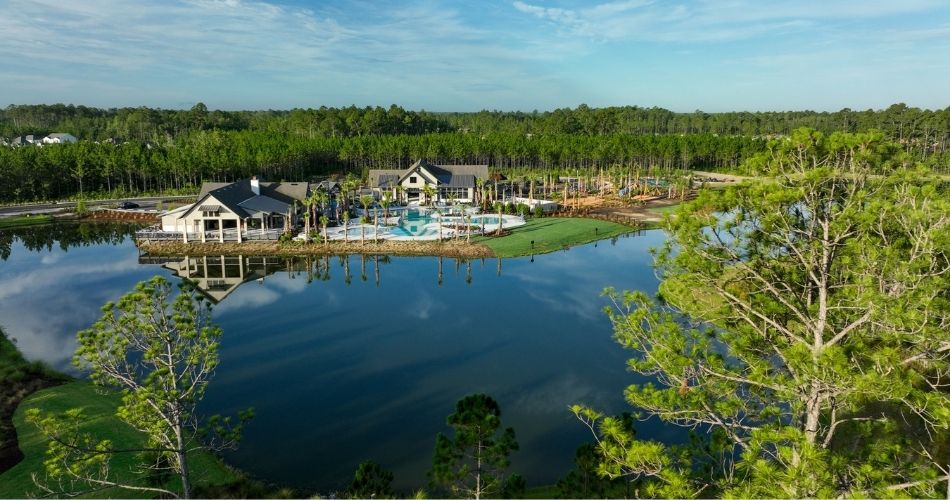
[328,207,526,241]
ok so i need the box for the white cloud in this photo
[0,0,563,109]
[510,0,944,43]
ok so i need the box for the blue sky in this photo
[1,0,948,112]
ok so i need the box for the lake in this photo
[0,223,681,492]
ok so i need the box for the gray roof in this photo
[378,174,399,188]
[367,169,404,188]
[368,160,488,189]
[314,180,340,192]
[438,174,476,188]
[189,178,309,219]
[198,179,309,204]
[238,195,290,215]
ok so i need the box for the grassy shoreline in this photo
[477,217,635,257]
[0,330,68,475]
[0,214,54,230]
[0,381,244,498]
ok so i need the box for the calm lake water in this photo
[0,223,682,492]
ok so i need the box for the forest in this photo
[1,103,948,203]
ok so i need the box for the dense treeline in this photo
[1,102,948,203]
[0,131,764,202]
[0,103,451,141]
[4,102,949,152]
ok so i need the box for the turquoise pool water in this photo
[395,208,437,236]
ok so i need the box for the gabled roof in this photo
[378,174,399,188]
[439,174,476,188]
[367,169,405,188]
[396,159,440,185]
[185,178,309,219]
[314,180,340,192]
[367,161,489,189]
[238,195,290,215]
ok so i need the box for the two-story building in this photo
[368,159,488,204]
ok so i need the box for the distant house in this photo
[160,177,310,242]
[11,135,38,146]
[42,133,78,144]
[368,159,488,204]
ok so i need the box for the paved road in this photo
[0,196,195,218]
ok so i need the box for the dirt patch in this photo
[555,194,691,225]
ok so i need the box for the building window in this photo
[409,176,417,184]
[439,187,470,199]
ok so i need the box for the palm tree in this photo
[465,213,472,244]
[373,212,379,244]
[313,189,329,221]
[474,177,485,209]
[437,206,444,242]
[380,193,392,221]
[342,210,350,243]
[423,184,436,206]
[359,194,374,218]
[395,185,406,205]
[359,194,374,247]
[302,196,314,242]
[496,202,504,236]
[319,215,329,246]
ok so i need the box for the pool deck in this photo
[324,214,526,242]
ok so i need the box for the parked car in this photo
[119,201,140,209]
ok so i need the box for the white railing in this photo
[136,228,282,242]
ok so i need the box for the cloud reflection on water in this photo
[1,228,673,491]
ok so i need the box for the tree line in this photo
[2,102,948,204]
[4,103,949,151]
[0,131,766,203]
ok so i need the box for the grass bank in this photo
[0,381,244,498]
[647,203,681,216]
[0,214,53,230]
[0,329,68,475]
[477,217,635,258]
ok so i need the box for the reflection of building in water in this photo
[160,255,290,303]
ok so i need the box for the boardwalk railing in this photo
[136,228,282,242]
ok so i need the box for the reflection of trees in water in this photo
[260,253,483,290]
[0,222,139,260]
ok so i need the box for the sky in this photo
[1,0,948,112]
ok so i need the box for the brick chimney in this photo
[250,176,260,196]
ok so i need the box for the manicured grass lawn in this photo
[647,203,681,216]
[478,217,634,258]
[0,381,239,498]
[0,214,53,230]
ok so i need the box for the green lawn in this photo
[477,217,634,258]
[647,203,681,216]
[0,381,240,498]
[0,214,53,230]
